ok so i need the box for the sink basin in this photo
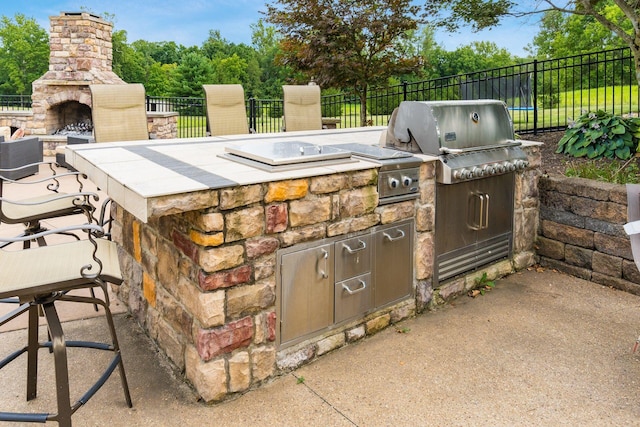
[220,140,356,171]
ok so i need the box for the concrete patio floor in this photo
[1,269,640,426]
[2,161,640,425]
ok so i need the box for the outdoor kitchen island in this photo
[65,126,540,402]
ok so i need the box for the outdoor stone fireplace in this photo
[30,12,125,136]
[0,11,177,151]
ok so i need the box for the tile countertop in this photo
[66,127,436,222]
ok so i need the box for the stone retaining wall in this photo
[537,175,640,294]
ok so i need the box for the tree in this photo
[265,0,422,126]
[250,19,290,98]
[528,7,629,58]
[422,0,640,86]
[170,52,214,97]
[0,14,48,95]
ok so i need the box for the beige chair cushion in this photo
[90,83,149,143]
[203,84,249,136]
[1,193,84,224]
[0,238,122,299]
[283,85,323,132]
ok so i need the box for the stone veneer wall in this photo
[537,175,640,294]
[110,144,540,403]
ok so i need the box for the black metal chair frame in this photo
[0,223,132,426]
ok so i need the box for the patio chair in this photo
[282,85,323,132]
[0,222,132,426]
[90,83,150,143]
[203,84,251,136]
[0,162,102,249]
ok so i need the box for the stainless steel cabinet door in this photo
[279,243,334,345]
[373,220,413,307]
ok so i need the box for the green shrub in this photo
[556,110,640,160]
[321,88,343,117]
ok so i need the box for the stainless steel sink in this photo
[220,141,356,171]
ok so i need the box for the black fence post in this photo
[402,81,408,101]
[533,60,538,135]
[249,97,257,133]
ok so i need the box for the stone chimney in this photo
[30,12,125,135]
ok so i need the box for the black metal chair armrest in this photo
[0,223,105,244]
[0,161,89,192]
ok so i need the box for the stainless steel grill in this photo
[386,100,528,184]
[386,100,527,284]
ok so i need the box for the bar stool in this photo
[0,223,132,426]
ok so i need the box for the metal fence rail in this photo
[1,48,638,138]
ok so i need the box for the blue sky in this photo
[2,0,541,56]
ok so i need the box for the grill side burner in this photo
[387,100,528,284]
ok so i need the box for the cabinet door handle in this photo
[482,193,490,229]
[468,192,484,230]
[342,279,367,295]
[342,239,367,254]
[318,248,329,279]
[383,229,405,242]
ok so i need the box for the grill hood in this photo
[386,100,516,155]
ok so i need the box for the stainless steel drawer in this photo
[335,234,371,282]
[335,273,372,323]
[373,220,413,307]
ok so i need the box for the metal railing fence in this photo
[1,47,638,137]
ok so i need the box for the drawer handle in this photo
[383,229,405,242]
[342,239,367,254]
[318,248,329,279]
[342,279,367,295]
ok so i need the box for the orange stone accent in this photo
[143,272,157,307]
[132,221,142,263]
[264,179,308,203]
[189,230,224,247]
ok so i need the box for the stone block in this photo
[339,187,378,217]
[198,265,252,291]
[176,277,225,329]
[228,351,250,393]
[156,318,185,371]
[289,196,331,227]
[281,224,326,247]
[377,200,415,224]
[539,258,592,280]
[156,286,192,337]
[592,251,622,278]
[438,277,465,299]
[187,212,224,232]
[157,240,181,288]
[225,206,265,242]
[265,204,288,234]
[366,314,390,335]
[415,204,434,232]
[317,333,346,356]
[254,258,275,281]
[310,174,349,193]
[415,232,434,280]
[276,345,316,371]
[541,220,594,248]
[189,230,224,247]
[220,184,262,210]
[196,316,253,361]
[265,179,308,203]
[143,272,157,308]
[594,232,633,259]
[251,346,276,382]
[346,325,366,342]
[565,245,593,268]
[591,273,640,296]
[623,260,640,284]
[226,280,275,319]
[185,346,227,402]
[246,236,279,259]
[350,169,377,187]
[149,190,218,218]
[198,245,244,273]
[535,236,564,260]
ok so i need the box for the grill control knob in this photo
[453,168,470,180]
[514,159,529,170]
[495,163,505,174]
[470,167,483,178]
[402,176,413,187]
[388,177,400,189]
[503,161,516,172]
[483,164,496,175]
